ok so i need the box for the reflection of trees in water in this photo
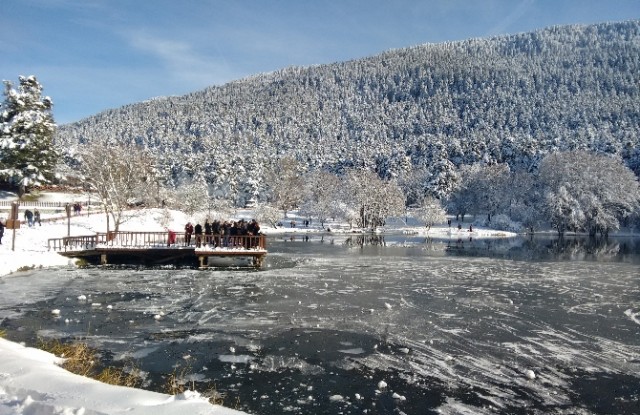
[545,236,638,260]
[446,236,521,253]
[520,236,640,261]
[343,235,386,247]
[445,235,640,262]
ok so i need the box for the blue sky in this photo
[2,0,638,124]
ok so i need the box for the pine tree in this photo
[0,75,58,195]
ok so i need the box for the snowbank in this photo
[0,338,245,415]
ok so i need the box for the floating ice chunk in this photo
[107,305,113,310]
[384,302,392,310]
[219,354,254,364]
[338,348,365,355]
[525,369,536,380]
[624,308,640,325]
[329,395,344,402]
[77,295,87,301]
[51,309,60,316]
[355,393,362,400]
[377,380,387,389]
[91,303,101,307]
[229,346,236,353]
[399,347,410,354]
[153,314,162,320]
[392,392,406,401]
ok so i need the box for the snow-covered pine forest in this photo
[54,20,640,233]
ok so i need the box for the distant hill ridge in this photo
[56,19,640,202]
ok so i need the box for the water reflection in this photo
[1,232,639,415]
[343,235,387,247]
[446,235,640,263]
[522,235,640,262]
[272,233,640,263]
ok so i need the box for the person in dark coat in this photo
[194,223,203,247]
[221,221,230,247]
[24,209,34,227]
[204,219,212,246]
[184,222,193,246]
[0,220,4,244]
[212,220,221,247]
[248,219,261,248]
[34,209,41,226]
[229,222,238,247]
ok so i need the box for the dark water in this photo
[1,234,639,414]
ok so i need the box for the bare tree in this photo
[174,175,209,216]
[345,169,405,229]
[253,203,281,228]
[300,170,341,227]
[415,196,447,230]
[265,156,306,217]
[78,140,159,233]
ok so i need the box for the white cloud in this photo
[124,30,233,87]
[487,0,537,36]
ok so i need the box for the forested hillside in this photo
[56,20,640,206]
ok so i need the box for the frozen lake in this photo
[1,234,639,414]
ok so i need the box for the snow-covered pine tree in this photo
[0,75,58,196]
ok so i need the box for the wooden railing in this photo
[48,231,266,252]
[47,234,103,251]
[0,200,101,208]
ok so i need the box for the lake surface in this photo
[1,234,639,414]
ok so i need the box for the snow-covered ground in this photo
[0,337,246,415]
[0,191,514,276]
[0,195,249,415]
[0,191,518,415]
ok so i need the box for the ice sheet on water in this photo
[2,239,640,414]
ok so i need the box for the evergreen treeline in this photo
[55,20,640,206]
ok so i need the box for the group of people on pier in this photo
[184,218,261,248]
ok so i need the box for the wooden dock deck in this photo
[48,231,267,268]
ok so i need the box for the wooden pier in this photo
[48,231,267,268]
